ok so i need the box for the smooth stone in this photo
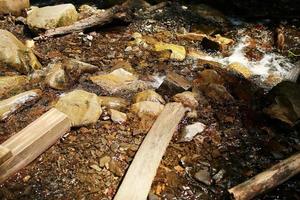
[228,62,252,78]
[55,89,102,127]
[45,63,68,90]
[0,30,41,74]
[194,169,212,185]
[131,101,164,118]
[27,4,78,30]
[154,42,186,61]
[0,0,29,15]
[0,76,28,98]
[173,91,199,109]
[179,122,206,142]
[109,109,127,124]
[98,96,129,109]
[134,89,165,104]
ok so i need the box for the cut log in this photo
[0,108,71,183]
[228,152,300,200]
[0,146,12,165]
[114,102,186,200]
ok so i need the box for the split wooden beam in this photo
[228,152,300,200]
[114,102,186,200]
[0,108,71,183]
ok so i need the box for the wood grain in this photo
[0,145,12,165]
[0,108,71,183]
[114,102,186,200]
[228,152,300,200]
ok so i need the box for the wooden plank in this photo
[114,103,186,200]
[228,152,300,200]
[0,108,71,183]
[0,146,12,165]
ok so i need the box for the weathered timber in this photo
[228,152,300,200]
[0,108,71,183]
[114,102,186,200]
[0,146,12,165]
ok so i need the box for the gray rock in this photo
[194,169,212,185]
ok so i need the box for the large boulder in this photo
[27,4,78,30]
[55,90,102,127]
[0,30,41,74]
[0,0,29,15]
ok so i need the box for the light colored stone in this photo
[173,91,199,109]
[109,109,127,124]
[154,42,186,61]
[45,63,68,90]
[0,89,41,120]
[0,0,29,15]
[98,96,129,109]
[63,58,99,74]
[27,4,78,30]
[134,89,165,104]
[55,90,102,127]
[179,122,206,142]
[0,76,28,98]
[228,62,252,78]
[131,101,164,118]
[90,68,147,94]
[0,30,41,73]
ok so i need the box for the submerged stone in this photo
[228,62,252,79]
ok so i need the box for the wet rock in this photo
[264,81,300,126]
[55,90,102,127]
[109,109,127,124]
[27,4,78,30]
[194,169,212,185]
[131,101,164,119]
[194,69,223,86]
[45,63,68,90]
[173,91,199,109]
[109,159,123,177]
[0,76,28,98]
[158,71,191,95]
[0,30,41,74]
[228,62,252,79]
[0,89,42,120]
[0,0,29,15]
[201,34,234,53]
[134,89,165,104]
[98,96,129,110]
[202,84,234,102]
[154,42,186,61]
[179,122,206,142]
[90,68,147,94]
[177,33,207,41]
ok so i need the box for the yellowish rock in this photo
[134,90,165,104]
[131,101,164,118]
[55,90,102,127]
[177,33,206,41]
[98,96,129,109]
[0,0,29,15]
[215,34,234,46]
[154,42,186,61]
[0,30,41,73]
[27,4,78,30]
[228,62,252,78]
[173,91,199,109]
[0,76,28,98]
[45,63,68,90]
[90,68,146,94]
[109,109,127,124]
[0,89,42,120]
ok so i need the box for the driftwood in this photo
[0,146,12,165]
[114,103,186,200]
[0,108,71,183]
[228,152,300,200]
[35,0,168,40]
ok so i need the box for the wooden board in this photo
[0,108,71,183]
[114,102,186,200]
[0,145,12,165]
